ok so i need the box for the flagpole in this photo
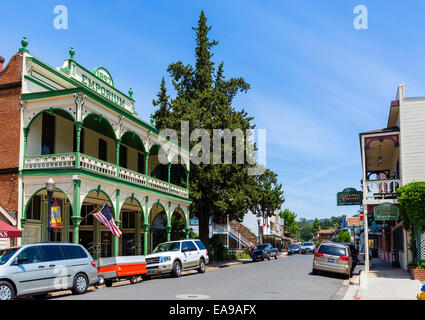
[79,204,103,224]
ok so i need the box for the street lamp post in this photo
[256,216,261,245]
[46,178,55,242]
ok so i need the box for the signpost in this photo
[373,203,399,221]
[337,188,363,206]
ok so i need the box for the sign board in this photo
[62,60,136,115]
[337,188,363,206]
[373,203,399,221]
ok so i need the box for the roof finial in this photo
[19,37,29,53]
[69,47,75,60]
[128,88,133,98]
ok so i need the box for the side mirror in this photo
[15,258,27,265]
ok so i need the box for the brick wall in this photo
[0,52,23,215]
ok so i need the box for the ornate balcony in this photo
[24,153,189,198]
[363,178,400,201]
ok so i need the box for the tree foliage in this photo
[151,11,275,248]
[336,230,352,243]
[312,218,320,234]
[397,181,425,263]
[279,209,299,238]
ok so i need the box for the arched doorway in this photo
[171,208,186,241]
[24,187,72,244]
[120,197,143,256]
[79,190,114,259]
[149,203,167,252]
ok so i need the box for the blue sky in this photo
[2,1,425,221]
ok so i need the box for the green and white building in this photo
[1,39,192,258]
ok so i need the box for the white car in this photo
[144,239,209,278]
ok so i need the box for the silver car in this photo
[312,242,352,278]
[0,243,98,300]
[300,242,316,254]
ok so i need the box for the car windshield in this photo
[0,248,20,265]
[153,242,180,253]
[304,242,314,246]
[256,245,268,250]
[290,244,299,249]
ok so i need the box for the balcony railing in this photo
[364,179,400,200]
[25,153,76,169]
[24,153,189,198]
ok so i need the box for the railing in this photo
[119,167,147,186]
[147,176,169,193]
[170,183,188,198]
[25,153,76,169]
[364,179,400,200]
[228,225,255,247]
[24,153,189,198]
[212,224,229,234]
[80,154,117,177]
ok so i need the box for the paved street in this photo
[51,254,349,300]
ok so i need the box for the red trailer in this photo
[96,256,147,287]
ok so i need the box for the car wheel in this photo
[0,281,14,300]
[97,275,105,286]
[130,276,138,284]
[172,260,182,277]
[198,258,206,273]
[274,255,278,259]
[104,279,113,287]
[72,273,88,295]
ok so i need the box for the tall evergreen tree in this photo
[312,218,320,234]
[152,11,259,248]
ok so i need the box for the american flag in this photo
[92,203,122,237]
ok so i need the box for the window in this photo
[318,245,347,256]
[195,240,206,250]
[79,205,95,226]
[41,112,55,155]
[26,195,41,220]
[98,138,107,161]
[184,241,198,252]
[62,245,88,259]
[121,211,136,229]
[16,246,43,264]
[137,152,145,174]
[119,145,127,168]
[40,245,65,262]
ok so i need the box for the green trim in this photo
[31,70,66,89]
[25,107,76,131]
[24,75,54,91]
[21,168,192,203]
[93,67,115,87]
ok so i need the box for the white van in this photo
[0,243,98,300]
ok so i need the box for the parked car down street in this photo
[300,242,316,254]
[288,244,301,255]
[144,239,209,278]
[0,243,98,300]
[251,243,278,261]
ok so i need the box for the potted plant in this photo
[411,261,425,281]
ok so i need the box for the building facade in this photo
[359,84,425,270]
[0,40,192,257]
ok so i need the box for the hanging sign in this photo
[373,203,399,221]
[50,200,62,228]
[337,188,363,206]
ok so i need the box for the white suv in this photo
[144,239,209,278]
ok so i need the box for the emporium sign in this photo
[337,188,363,206]
[373,203,399,221]
[67,62,136,114]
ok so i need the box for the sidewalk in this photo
[344,258,423,300]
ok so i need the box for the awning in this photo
[0,221,22,238]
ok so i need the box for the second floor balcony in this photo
[360,126,400,202]
[22,108,189,199]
